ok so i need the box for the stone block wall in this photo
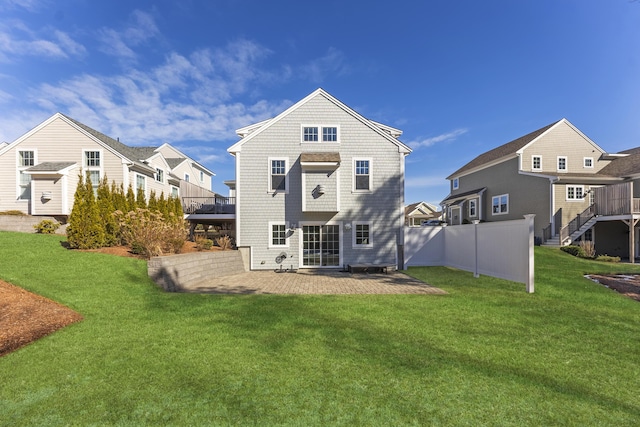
[147,250,246,292]
[0,215,68,234]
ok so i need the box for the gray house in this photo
[227,88,411,271]
[441,118,640,260]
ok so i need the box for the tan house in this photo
[441,118,640,260]
[0,113,215,218]
[405,201,441,226]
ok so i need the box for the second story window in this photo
[567,185,584,200]
[85,151,100,167]
[200,171,204,182]
[322,127,338,142]
[156,168,164,183]
[302,125,339,143]
[354,159,371,191]
[270,158,288,192]
[19,151,35,167]
[303,127,318,142]
[557,156,567,172]
[452,178,459,190]
[184,173,190,182]
[17,151,35,200]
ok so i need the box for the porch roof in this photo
[442,187,486,204]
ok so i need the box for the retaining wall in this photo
[148,250,246,292]
[0,215,68,235]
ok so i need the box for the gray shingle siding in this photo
[233,90,407,270]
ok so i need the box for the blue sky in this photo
[1,0,639,207]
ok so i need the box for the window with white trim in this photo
[302,125,339,143]
[452,178,459,190]
[171,186,179,197]
[354,159,371,191]
[469,199,477,217]
[85,151,100,167]
[269,158,288,192]
[353,222,372,248]
[83,150,102,194]
[200,171,204,182]
[492,194,509,215]
[18,150,35,200]
[566,185,584,201]
[557,156,567,172]
[532,155,542,171]
[583,157,593,168]
[269,222,288,248]
[156,168,164,183]
[184,173,190,182]
[136,174,146,191]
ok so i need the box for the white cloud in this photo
[0,20,85,61]
[98,10,160,61]
[408,128,468,149]
[17,39,287,146]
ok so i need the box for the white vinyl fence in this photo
[404,215,535,293]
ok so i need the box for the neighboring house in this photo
[0,113,215,217]
[227,88,411,270]
[440,118,640,260]
[405,201,441,226]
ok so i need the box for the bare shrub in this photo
[215,235,233,251]
[114,209,187,259]
[579,240,596,259]
[195,235,213,251]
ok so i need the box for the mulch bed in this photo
[585,274,640,302]
[0,280,83,357]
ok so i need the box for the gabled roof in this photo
[228,88,411,154]
[60,114,154,172]
[447,121,560,179]
[404,201,439,216]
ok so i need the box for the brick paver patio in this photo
[181,269,447,295]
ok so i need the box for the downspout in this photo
[549,177,558,236]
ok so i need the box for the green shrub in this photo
[595,254,621,263]
[66,172,105,249]
[195,235,213,251]
[33,219,60,234]
[560,245,586,258]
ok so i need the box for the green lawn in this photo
[1,231,639,426]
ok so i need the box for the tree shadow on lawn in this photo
[196,295,640,419]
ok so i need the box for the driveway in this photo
[180,269,447,295]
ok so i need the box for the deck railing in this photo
[182,196,236,214]
[592,182,640,216]
[178,179,235,215]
